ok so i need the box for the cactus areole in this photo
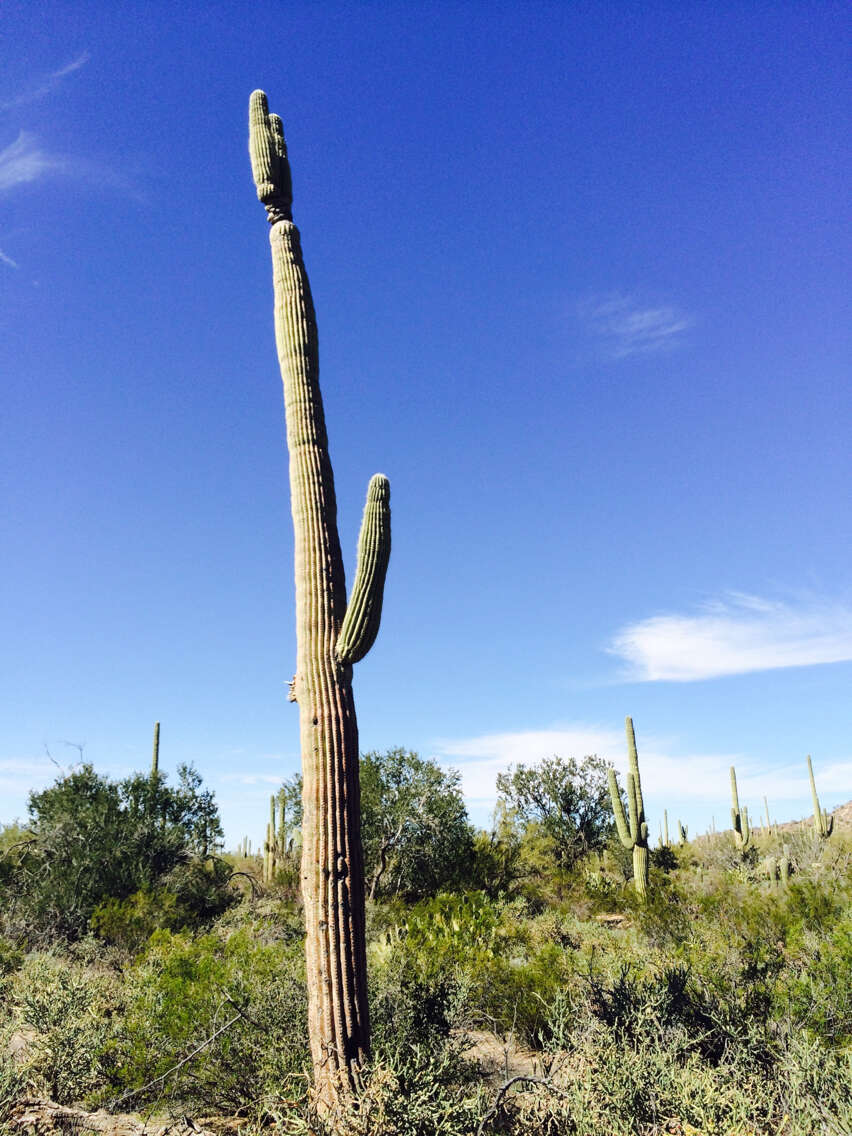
[248,90,391,1102]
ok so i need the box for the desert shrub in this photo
[3,954,117,1104]
[89,889,182,951]
[0,936,24,976]
[782,908,852,1046]
[312,1049,485,1136]
[105,925,309,1112]
[1,764,230,943]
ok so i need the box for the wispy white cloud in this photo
[220,772,291,786]
[579,292,693,358]
[0,53,90,112]
[434,726,623,802]
[0,132,65,191]
[433,725,852,822]
[609,593,852,682]
[0,757,57,799]
[0,246,17,268]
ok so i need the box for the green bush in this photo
[105,925,309,1113]
[3,954,117,1104]
[1,764,229,943]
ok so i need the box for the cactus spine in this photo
[608,717,649,898]
[151,722,160,778]
[730,766,751,850]
[807,755,834,839]
[249,90,391,1102]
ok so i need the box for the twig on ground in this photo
[476,1075,572,1136]
[108,1012,241,1111]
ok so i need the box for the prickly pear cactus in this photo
[249,89,391,1103]
[608,717,650,898]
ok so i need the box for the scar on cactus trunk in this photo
[608,717,649,899]
[248,90,391,1106]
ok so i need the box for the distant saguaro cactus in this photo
[151,722,160,778]
[677,820,688,845]
[249,90,391,1104]
[608,717,650,898]
[730,766,751,850]
[807,755,834,839]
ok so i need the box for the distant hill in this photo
[773,799,852,834]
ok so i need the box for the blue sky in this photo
[2,1,850,847]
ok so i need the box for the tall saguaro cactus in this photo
[608,717,649,898]
[807,755,834,839]
[730,766,751,850]
[151,722,160,778]
[248,90,391,1103]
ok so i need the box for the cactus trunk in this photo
[151,722,160,778]
[730,766,751,850]
[807,754,834,839]
[249,90,391,1105]
[607,717,649,899]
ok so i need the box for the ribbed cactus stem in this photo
[277,793,286,858]
[249,89,390,1102]
[730,766,751,850]
[151,722,160,778]
[663,809,669,847]
[807,755,834,839]
[781,848,791,887]
[677,820,688,844]
[607,717,649,898]
[336,475,391,664]
[764,795,771,833]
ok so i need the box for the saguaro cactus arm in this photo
[336,474,392,665]
[608,767,632,849]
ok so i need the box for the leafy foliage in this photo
[495,753,616,869]
[0,763,229,942]
[361,749,474,899]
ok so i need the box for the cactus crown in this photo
[249,90,293,224]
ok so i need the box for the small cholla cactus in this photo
[730,766,752,850]
[608,717,650,899]
[807,755,834,839]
